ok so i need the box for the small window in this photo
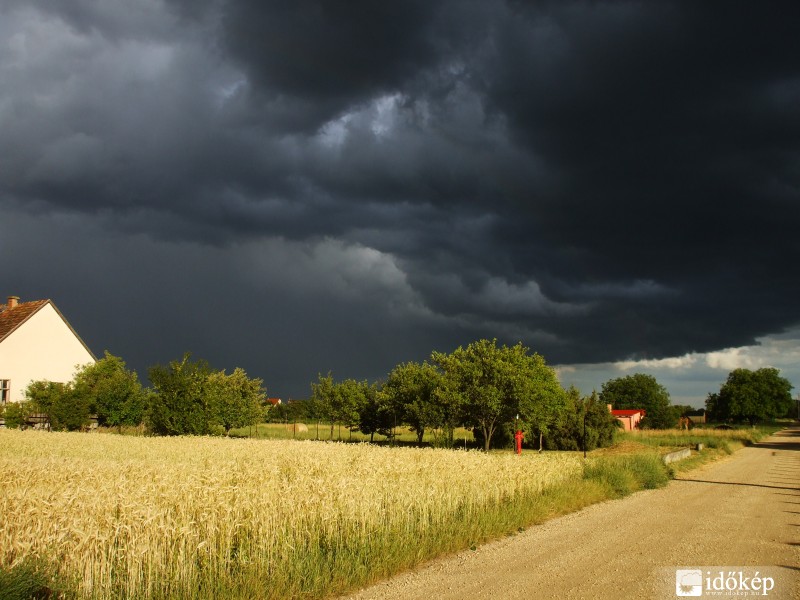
[0,380,9,405]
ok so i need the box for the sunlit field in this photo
[0,430,581,599]
[618,425,778,451]
[228,422,478,446]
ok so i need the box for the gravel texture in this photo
[342,427,800,599]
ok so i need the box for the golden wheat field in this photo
[0,430,582,599]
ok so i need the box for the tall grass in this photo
[0,430,581,599]
[618,426,775,454]
[583,452,671,497]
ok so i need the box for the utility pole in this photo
[583,408,587,460]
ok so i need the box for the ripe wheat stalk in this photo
[0,430,582,598]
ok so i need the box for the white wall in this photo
[0,303,95,402]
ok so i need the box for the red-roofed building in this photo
[609,406,646,431]
[0,296,95,404]
[267,398,282,406]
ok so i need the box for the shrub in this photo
[544,390,618,451]
[583,453,671,497]
[1,402,29,429]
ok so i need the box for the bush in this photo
[25,381,90,431]
[1,402,29,429]
[583,453,671,497]
[544,391,618,451]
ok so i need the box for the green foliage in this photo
[311,372,337,439]
[545,389,618,451]
[433,339,565,451]
[51,388,91,432]
[25,380,90,431]
[25,380,66,414]
[72,351,147,428]
[269,399,311,424]
[433,340,503,451]
[207,368,266,434]
[147,353,216,435]
[310,373,371,440]
[22,353,146,432]
[336,378,370,436]
[1,401,29,429]
[706,367,794,425]
[147,355,268,436]
[380,361,442,445]
[0,558,71,600]
[358,383,394,442]
[583,453,671,497]
[600,373,675,429]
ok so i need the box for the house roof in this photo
[0,298,96,359]
[611,409,646,417]
[0,299,50,342]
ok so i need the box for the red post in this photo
[514,430,524,455]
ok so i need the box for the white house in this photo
[0,296,96,404]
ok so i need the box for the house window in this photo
[0,380,9,405]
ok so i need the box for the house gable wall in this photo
[0,303,95,402]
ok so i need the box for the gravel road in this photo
[343,427,800,600]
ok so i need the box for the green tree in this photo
[706,368,793,425]
[311,372,337,440]
[359,383,394,442]
[25,380,65,415]
[545,389,618,451]
[147,354,216,436]
[381,361,442,445]
[582,391,619,449]
[516,351,567,450]
[207,367,266,435]
[334,378,369,440]
[430,381,464,447]
[600,373,674,429]
[433,339,565,451]
[310,374,370,440]
[1,400,30,429]
[72,351,147,429]
[51,387,91,431]
[25,380,90,431]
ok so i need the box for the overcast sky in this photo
[2,1,799,407]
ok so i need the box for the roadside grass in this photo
[583,451,672,497]
[618,425,778,454]
[0,557,74,600]
[667,445,742,474]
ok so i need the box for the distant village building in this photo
[0,296,95,404]
[686,410,706,425]
[608,405,646,431]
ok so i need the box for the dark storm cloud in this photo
[2,0,799,395]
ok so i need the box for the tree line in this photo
[4,352,266,436]
[1,340,794,448]
[302,340,620,451]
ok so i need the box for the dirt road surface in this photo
[343,427,800,600]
